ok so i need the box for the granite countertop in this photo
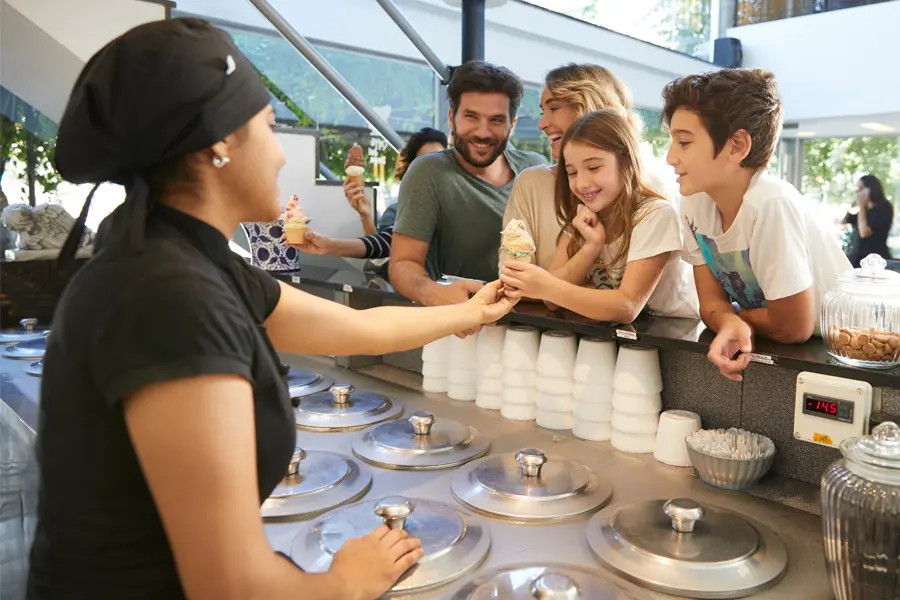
[275,262,900,388]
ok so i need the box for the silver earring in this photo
[212,155,230,168]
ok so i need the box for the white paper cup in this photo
[611,389,663,415]
[501,403,537,421]
[476,324,507,376]
[475,392,503,410]
[574,420,612,441]
[613,344,663,394]
[501,386,538,406]
[573,382,614,405]
[447,383,477,401]
[422,336,451,363]
[574,401,613,422]
[422,361,449,378]
[476,376,503,395]
[502,369,537,388]
[611,430,656,454]
[502,325,541,370]
[536,375,575,395]
[611,411,660,435]
[653,410,702,467]
[574,337,617,384]
[537,410,574,431]
[537,392,575,412]
[448,368,478,387]
[422,376,449,393]
[449,335,479,371]
[536,330,578,378]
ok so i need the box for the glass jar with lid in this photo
[820,421,900,599]
[821,254,900,369]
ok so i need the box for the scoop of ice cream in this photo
[283,195,309,224]
[345,144,365,175]
[500,219,536,256]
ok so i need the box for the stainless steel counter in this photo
[269,354,833,600]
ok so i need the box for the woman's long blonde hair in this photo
[545,63,643,138]
[556,109,664,269]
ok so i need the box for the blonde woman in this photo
[503,63,678,270]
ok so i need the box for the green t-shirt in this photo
[394,146,548,282]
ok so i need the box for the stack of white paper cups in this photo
[447,334,478,401]
[535,331,578,430]
[475,324,507,409]
[572,337,617,441]
[500,325,541,420]
[421,336,450,393]
[611,344,663,453]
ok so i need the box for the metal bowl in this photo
[686,444,774,491]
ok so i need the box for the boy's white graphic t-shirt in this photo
[680,171,851,334]
[589,198,700,319]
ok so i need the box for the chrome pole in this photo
[245,0,404,150]
[376,0,452,84]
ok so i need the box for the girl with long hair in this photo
[500,110,698,322]
[502,63,678,270]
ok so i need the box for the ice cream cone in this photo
[284,223,308,244]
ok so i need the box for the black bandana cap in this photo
[55,17,271,271]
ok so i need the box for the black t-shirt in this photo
[27,205,295,599]
[845,202,894,267]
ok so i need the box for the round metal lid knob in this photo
[286,447,307,476]
[408,411,435,435]
[516,448,547,478]
[19,318,37,333]
[330,384,355,405]
[531,572,580,599]
[664,498,704,533]
[374,496,414,530]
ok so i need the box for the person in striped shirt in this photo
[290,128,447,259]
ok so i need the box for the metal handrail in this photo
[376,0,452,84]
[245,0,405,150]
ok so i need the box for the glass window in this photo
[522,0,713,58]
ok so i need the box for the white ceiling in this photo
[781,112,900,140]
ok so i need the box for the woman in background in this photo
[294,127,448,259]
[843,174,894,267]
[503,63,679,271]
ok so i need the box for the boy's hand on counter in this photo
[328,525,423,600]
[707,314,754,381]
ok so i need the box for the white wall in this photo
[173,0,713,109]
[727,1,900,122]
[6,0,167,63]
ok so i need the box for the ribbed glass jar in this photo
[821,254,900,369]
[821,422,900,599]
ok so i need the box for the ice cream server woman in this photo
[28,18,515,600]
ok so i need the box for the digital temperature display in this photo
[802,394,853,424]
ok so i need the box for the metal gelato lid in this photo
[261,448,372,519]
[295,383,402,431]
[291,496,490,594]
[451,448,612,522]
[450,563,647,600]
[286,368,334,398]
[587,498,787,598]
[0,318,45,344]
[352,411,490,470]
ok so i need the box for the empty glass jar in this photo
[821,254,900,369]
[821,421,900,599]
